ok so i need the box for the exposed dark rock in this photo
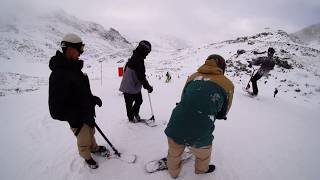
[237,49,246,55]
[253,50,266,55]
[235,37,248,42]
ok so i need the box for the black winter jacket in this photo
[125,47,152,90]
[48,51,98,128]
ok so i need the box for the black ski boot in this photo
[205,164,216,173]
[133,114,141,123]
[85,158,98,169]
[158,158,168,170]
[92,146,110,157]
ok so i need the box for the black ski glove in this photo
[216,110,227,120]
[93,96,102,107]
[147,85,153,93]
[216,116,227,120]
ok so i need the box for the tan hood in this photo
[197,59,224,75]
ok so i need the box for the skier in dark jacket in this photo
[247,47,276,96]
[119,40,153,123]
[49,33,108,169]
[164,54,234,178]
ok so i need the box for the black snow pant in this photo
[123,92,143,121]
[250,73,263,95]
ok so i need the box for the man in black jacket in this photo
[49,33,108,169]
[119,40,153,122]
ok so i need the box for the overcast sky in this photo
[1,0,320,46]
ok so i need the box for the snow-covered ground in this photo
[1,59,320,180]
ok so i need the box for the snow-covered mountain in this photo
[290,23,320,50]
[0,10,133,96]
[145,28,320,105]
[0,10,133,63]
[128,33,192,52]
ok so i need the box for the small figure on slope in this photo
[165,71,172,83]
[246,47,276,96]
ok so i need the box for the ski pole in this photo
[95,122,121,157]
[147,93,155,122]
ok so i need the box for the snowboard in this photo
[93,149,137,164]
[145,150,193,173]
[107,152,137,163]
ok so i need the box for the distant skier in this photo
[274,88,278,98]
[48,34,108,169]
[119,40,153,123]
[165,71,172,83]
[246,47,276,96]
[164,54,234,178]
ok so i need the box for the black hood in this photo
[125,45,150,72]
[49,51,83,71]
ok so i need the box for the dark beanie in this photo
[206,54,226,73]
[138,40,151,53]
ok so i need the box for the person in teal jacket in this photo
[164,54,234,178]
